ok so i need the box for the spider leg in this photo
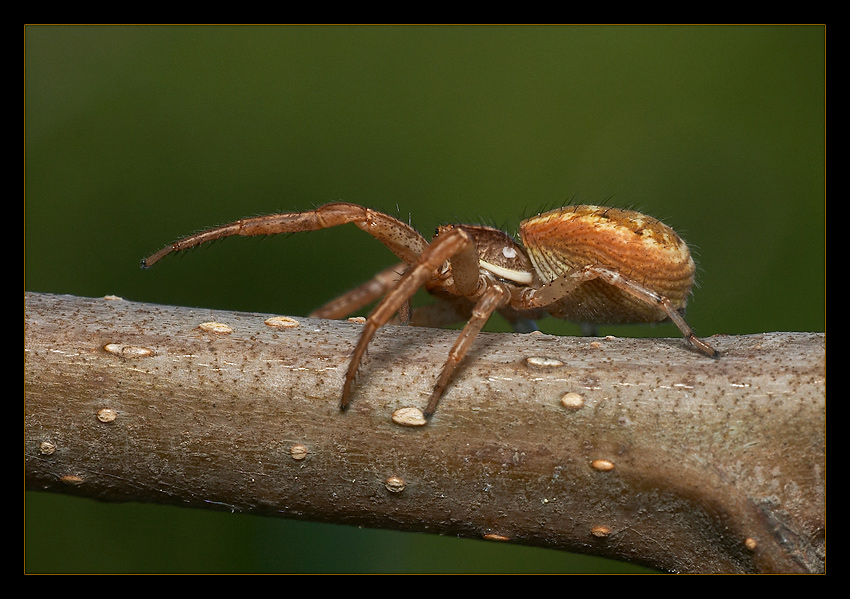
[141,203,428,268]
[340,226,477,411]
[309,263,406,320]
[408,298,474,328]
[518,265,718,358]
[312,269,481,328]
[588,267,717,358]
[424,284,510,418]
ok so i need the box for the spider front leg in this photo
[340,226,483,413]
[519,265,718,358]
[141,203,429,268]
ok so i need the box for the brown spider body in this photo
[143,202,716,419]
[519,205,696,325]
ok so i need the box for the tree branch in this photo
[24,292,825,573]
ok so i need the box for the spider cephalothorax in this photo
[143,202,716,419]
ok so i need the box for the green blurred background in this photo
[25,25,824,573]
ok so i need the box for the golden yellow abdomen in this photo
[519,205,696,324]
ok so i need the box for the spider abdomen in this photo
[519,205,696,324]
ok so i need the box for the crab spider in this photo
[142,202,717,419]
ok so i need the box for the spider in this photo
[142,202,717,419]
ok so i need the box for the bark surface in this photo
[24,292,825,573]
